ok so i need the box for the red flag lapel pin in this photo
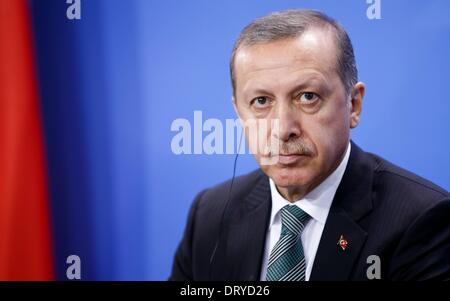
[337,234,348,251]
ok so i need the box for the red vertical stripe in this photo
[0,0,54,280]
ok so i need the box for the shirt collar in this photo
[268,142,351,227]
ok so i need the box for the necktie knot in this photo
[280,205,311,236]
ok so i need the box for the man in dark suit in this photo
[170,9,450,281]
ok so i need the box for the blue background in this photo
[29,0,450,280]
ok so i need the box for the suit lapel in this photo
[224,172,272,281]
[310,141,374,280]
[309,209,368,280]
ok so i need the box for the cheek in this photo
[304,106,350,160]
[242,118,273,156]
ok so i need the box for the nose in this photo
[272,101,302,142]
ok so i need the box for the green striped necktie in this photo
[266,205,311,281]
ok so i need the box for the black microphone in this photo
[208,128,243,279]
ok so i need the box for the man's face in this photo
[233,28,358,195]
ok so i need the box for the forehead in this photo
[234,28,339,90]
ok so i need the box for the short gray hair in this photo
[230,9,358,96]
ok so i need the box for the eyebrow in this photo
[242,74,330,99]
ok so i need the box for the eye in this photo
[299,92,319,104]
[250,96,270,108]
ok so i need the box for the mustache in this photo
[266,139,314,157]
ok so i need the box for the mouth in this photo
[273,154,308,165]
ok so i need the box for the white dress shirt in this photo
[260,142,351,281]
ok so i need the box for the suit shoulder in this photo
[196,169,266,211]
[369,152,449,211]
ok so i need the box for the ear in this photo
[349,82,365,129]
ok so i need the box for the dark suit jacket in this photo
[170,141,450,280]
